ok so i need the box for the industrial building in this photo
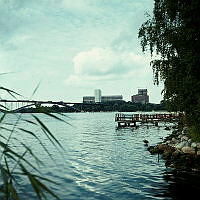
[131,89,149,104]
[101,95,123,102]
[83,96,95,103]
[83,89,123,103]
[94,89,101,103]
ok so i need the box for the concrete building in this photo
[83,96,95,103]
[83,90,123,103]
[94,89,102,103]
[131,89,149,104]
[101,95,123,102]
[138,89,147,96]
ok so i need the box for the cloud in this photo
[61,0,93,13]
[0,0,162,103]
[65,47,151,86]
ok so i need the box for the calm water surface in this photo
[3,112,200,199]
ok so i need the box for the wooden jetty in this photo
[115,113,180,127]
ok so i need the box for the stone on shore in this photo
[181,146,195,154]
[191,142,197,148]
[181,136,189,141]
[175,141,188,149]
[147,125,200,171]
[196,143,200,149]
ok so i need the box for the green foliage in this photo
[188,125,200,142]
[0,87,65,199]
[73,101,165,112]
[138,0,200,135]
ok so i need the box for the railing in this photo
[115,113,180,122]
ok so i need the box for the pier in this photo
[115,113,180,127]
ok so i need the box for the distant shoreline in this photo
[1,101,166,113]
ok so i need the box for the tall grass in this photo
[0,87,66,199]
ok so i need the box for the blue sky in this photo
[0,0,163,103]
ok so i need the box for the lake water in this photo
[2,112,200,199]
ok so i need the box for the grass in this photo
[0,86,66,199]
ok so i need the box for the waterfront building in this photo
[83,90,123,103]
[83,96,95,103]
[101,95,123,102]
[94,89,102,103]
[138,89,147,96]
[131,89,149,104]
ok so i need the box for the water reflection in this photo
[162,168,200,199]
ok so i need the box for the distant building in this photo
[138,89,147,96]
[83,90,123,103]
[94,89,102,103]
[101,95,123,102]
[83,96,95,103]
[131,89,149,104]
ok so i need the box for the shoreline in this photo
[147,125,200,171]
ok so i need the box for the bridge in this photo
[0,99,89,112]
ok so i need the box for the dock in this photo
[115,113,180,127]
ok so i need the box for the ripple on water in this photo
[3,113,200,200]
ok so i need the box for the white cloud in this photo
[65,47,151,86]
[61,0,92,12]
[0,0,162,103]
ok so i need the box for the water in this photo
[1,112,200,199]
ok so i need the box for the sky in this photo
[0,0,163,103]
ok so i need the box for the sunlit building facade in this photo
[94,89,102,103]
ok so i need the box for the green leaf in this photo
[32,114,64,150]
[17,128,54,161]
[0,141,41,173]
[19,163,60,200]
[42,112,71,126]
[0,86,22,98]
[31,81,42,99]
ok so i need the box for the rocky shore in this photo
[147,126,200,171]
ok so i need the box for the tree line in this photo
[17,101,166,113]
[138,0,200,140]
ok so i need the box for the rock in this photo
[178,134,182,139]
[158,144,175,154]
[181,136,189,142]
[148,144,175,155]
[147,146,158,154]
[175,141,188,149]
[164,127,170,130]
[181,146,195,154]
[165,140,171,145]
[172,150,182,159]
[163,151,172,160]
[156,144,166,153]
[188,139,192,145]
[196,143,200,149]
[191,142,197,148]
[171,137,178,144]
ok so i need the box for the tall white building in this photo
[94,89,101,103]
